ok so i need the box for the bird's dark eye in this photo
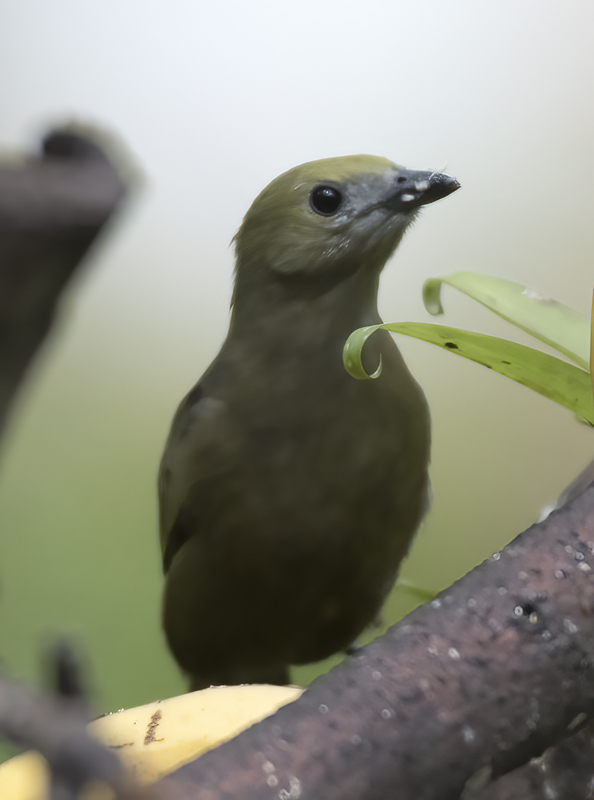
[310,185,343,216]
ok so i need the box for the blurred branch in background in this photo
[0,124,129,441]
[0,125,141,798]
[0,648,146,800]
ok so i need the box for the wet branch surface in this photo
[476,722,594,799]
[158,486,594,800]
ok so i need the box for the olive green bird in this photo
[159,155,459,689]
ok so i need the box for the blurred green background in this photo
[0,1,593,715]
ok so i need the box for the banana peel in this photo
[0,683,303,799]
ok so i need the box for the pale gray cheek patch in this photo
[401,193,415,203]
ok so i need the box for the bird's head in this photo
[233,155,459,288]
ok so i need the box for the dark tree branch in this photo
[0,124,129,440]
[476,722,594,800]
[156,485,594,800]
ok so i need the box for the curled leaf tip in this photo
[422,278,445,316]
[369,354,383,380]
[424,271,589,369]
[343,325,383,380]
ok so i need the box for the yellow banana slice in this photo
[0,683,303,799]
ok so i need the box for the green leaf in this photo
[591,289,594,388]
[395,578,437,603]
[423,271,590,369]
[343,322,594,424]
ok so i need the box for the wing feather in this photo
[158,389,242,569]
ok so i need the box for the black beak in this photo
[387,169,460,210]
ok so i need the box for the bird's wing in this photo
[158,386,242,572]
